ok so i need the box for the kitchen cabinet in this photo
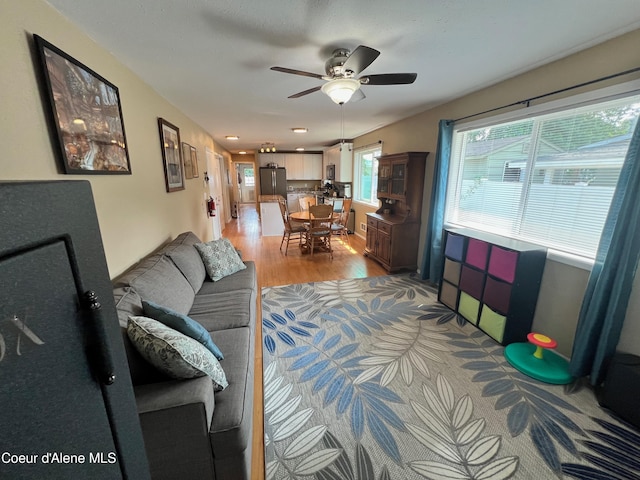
[281,153,322,180]
[364,151,428,272]
[303,153,323,179]
[287,193,300,213]
[258,153,285,167]
[284,154,303,179]
[324,143,353,182]
[438,228,547,345]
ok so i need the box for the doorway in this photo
[236,163,256,204]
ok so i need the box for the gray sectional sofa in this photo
[112,231,257,480]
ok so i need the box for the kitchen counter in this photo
[258,194,285,203]
[258,195,285,236]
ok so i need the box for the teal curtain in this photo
[570,120,640,385]
[421,120,454,282]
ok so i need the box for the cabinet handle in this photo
[84,290,116,385]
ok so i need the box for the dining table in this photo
[289,210,339,254]
[289,211,339,222]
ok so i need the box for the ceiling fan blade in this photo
[288,85,322,98]
[360,73,417,85]
[342,45,380,75]
[350,89,366,102]
[270,66,325,80]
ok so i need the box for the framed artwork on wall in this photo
[182,142,194,179]
[157,118,184,192]
[190,145,199,178]
[34,34,131,174]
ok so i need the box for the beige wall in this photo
[0,0,230,278]
[3,0,639,356]
[352,28,640,356]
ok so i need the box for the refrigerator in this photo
[259,167,287,197]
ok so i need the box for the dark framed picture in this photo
[158,118,184,192]
[190,145,199,178]
[34,34,131,174]
[182,142,194,179]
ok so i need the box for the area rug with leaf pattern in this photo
[261,273,640,480]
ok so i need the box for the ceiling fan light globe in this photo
[321,78,360,105]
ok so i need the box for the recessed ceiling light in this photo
[239,151,247,155]
[225,135,239,140]
[296,147,305,151]
[291,128,308,133]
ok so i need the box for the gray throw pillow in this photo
[127,316,228,391]
[194,238,246,281]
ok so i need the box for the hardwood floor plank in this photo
[224,204,388,480]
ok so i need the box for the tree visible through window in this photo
[446,93,640,259]
[354,145,382,205]
[243,167,254,186]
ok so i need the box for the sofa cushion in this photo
[195,238,246,282]
[196,261,256,296]
[208,327,254,457]
[113,286,144,328]
[189,289,255,331]
[165,244,206,293]
[114,287,169,385]
[167,231,202,248]
[129,255,195,315]
[127,316,228,391]
[143,300,224,360]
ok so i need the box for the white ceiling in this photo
[45,0,640,154]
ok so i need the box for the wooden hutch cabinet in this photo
[365,152,428,272]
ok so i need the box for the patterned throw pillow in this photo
[127,316,228,391]
[194,238,246,281]
[142,300,224,360]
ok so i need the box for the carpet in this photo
[261,274,640,480]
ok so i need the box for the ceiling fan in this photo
[270,45,417,105]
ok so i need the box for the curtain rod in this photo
[452,66,640,124]
[354,140,383,151]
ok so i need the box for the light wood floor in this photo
[224,204,388,480]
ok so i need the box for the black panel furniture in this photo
[438,228,547,345]
[112,232,257,480]
[0,181,150,480]
[365,151,428,272]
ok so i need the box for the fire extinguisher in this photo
[207,196,216,217]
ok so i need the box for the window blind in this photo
[445,94,640,259]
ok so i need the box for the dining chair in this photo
[331,198,352,246]
[278,199,306,255]
[306,204,334,259]
[298,196,316,211]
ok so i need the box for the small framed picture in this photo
[182,142,194,179]
[157,118,184,192]
[190,145,199,178]
[34,34,131,174]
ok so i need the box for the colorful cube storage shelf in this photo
[437,228,547,345]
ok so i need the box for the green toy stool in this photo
[504,333,573,384]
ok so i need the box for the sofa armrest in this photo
[134,377,217,480]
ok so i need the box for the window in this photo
[243,167,254,186]
[354,144,382,205]
[445,91,640,260]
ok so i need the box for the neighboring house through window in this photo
[445,84,640,260]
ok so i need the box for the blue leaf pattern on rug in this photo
[262,274,640,479]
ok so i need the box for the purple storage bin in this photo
[488,246,518,283]
[466,238,489,270]
[459,266,484,300]
[483,276,512,314]
[445,233,465,261]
